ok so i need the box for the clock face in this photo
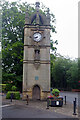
[33,32,42,42]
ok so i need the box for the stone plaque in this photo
[35,76,39,80]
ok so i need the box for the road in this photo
[1,91,80,119]
[60,91,79,105]
[2,104,73,118]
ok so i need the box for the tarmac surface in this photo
[60,91,79,106]
[2,104,72,118]
[1,93,79,119]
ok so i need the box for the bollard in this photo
[46,98,49,109]
[75,97,77,109]
[64,96,66,105]
[73,101,77,115]
[11,96,12,102]
[11,93,13,102]
[26,95,29,105]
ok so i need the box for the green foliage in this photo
[6,91,20,100]
[2,73,15,84]
[66,60,78,89]
[11,86,17,91]
[0,52,2,85]
[14,92,20,99]
[78,58,80,85]
[1,1,26,91]
[51,54,80,90]
[2,84,6,92]
[50,40,58,53]
[52,89,60,96]
[6,91,11,99]
[6,84,12,91]
[0,53,2,59]
[0,84,6,92]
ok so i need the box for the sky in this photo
[1,0,79,59]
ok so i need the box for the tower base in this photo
[22,89,50,100]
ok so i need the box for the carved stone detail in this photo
[34,61,40,70]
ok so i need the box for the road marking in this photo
[0,104,13,108]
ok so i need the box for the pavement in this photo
[1,95,79,118]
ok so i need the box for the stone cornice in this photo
[24,24,51,29]
[24,45,50,48]
[42,90,50,92]
[23,60,50,64]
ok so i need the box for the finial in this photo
[47,8,50,25]
[47,8,50,14]
[35,2,40,12]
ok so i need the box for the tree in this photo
[50,54,56,87]
[51,54,80,90]
[78,58,80,87]
[66,59,79,89]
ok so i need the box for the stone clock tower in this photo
[23,2,51,100]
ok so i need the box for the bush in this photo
[11,86,17,91]
[6,84,12,91]
[14,92,20,99]
[6,91,20,100]
[52,89,60,97]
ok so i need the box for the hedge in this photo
[6,91,20,100]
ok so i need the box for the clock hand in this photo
[34,36,38,38]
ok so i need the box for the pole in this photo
[73,101,77,115]
[26,95,29,105]
[64,96,66,105]
[11,93,13,102]
[46,98,49,109]
[75,97,77,109]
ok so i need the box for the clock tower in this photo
[23,2,51,100]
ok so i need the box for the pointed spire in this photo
[25,9,30,24]
[35,1,40,24]
[36,13,39,25]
